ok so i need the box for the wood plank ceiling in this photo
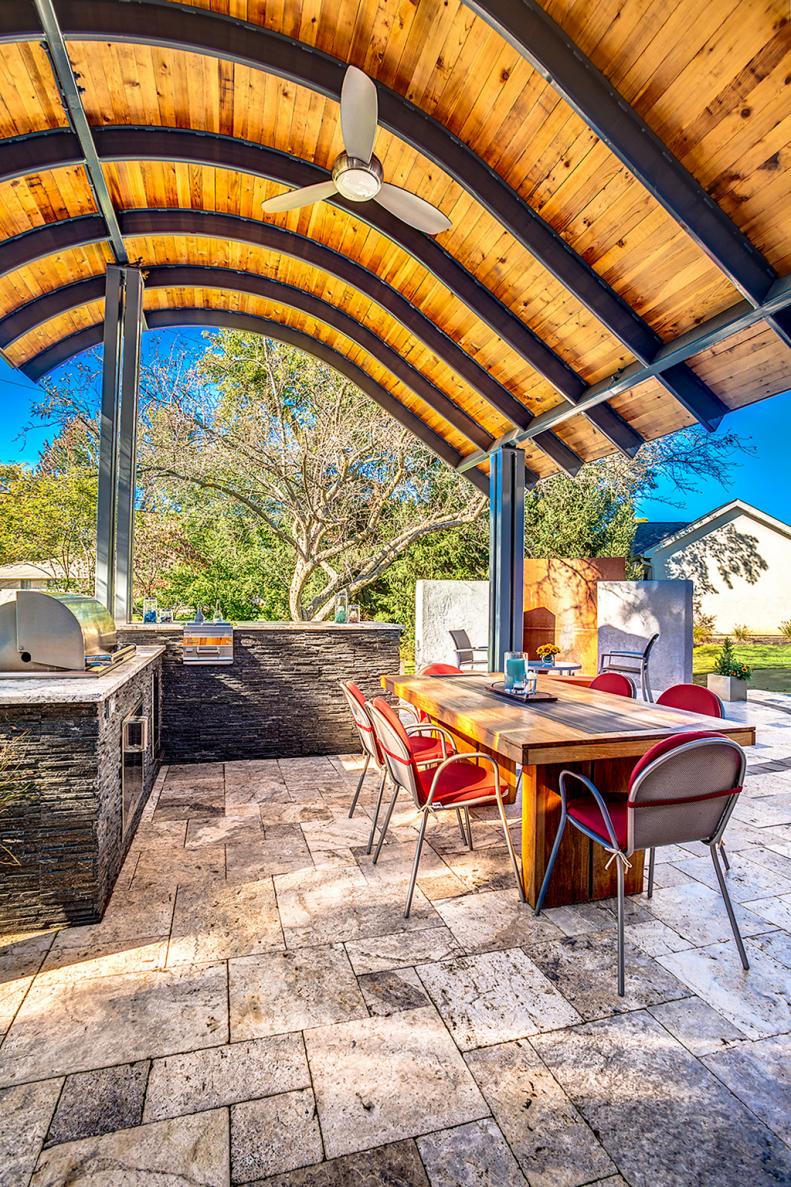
[0,0,788,487]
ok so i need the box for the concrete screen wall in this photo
[597,580,693,694]
[415,580,489,670]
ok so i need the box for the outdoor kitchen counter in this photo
[117,621,403,762]
[0,644,165,704]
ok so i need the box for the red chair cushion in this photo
[628,730,725,790]
[421,663,463,675]
[410,734,447,764]
[567,795,629,848]
[416,759,506,806]
[589,672,635,697]
[656,683,723,717]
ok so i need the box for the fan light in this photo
[332,153,383,202]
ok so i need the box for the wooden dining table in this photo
[382,672,756,909]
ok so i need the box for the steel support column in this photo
[489,445,525,670]
[94,266,144,622]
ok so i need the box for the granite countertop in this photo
[0,646,165,706]
[120,621,404,632]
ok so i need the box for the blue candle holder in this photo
[504,652,527,691]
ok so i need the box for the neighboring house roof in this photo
[0,559,90,581]
[633,521,689,555]
[636,500,791,558]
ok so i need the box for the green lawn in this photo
[693,642,791,694]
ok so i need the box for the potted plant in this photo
[536,643,561,668]
[707,637,751,702]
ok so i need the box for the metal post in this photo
[489,445,525,670]
[95,267,123,611]
[94,266,144,622]
[113,268,143,623]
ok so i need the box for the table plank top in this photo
[382,672,756,766]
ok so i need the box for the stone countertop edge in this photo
[0,645,166,706]
[120,620,404,632]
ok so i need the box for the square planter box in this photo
[707,673,747,702]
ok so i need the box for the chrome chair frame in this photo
[449,629,489,671]
[534,735,748,995]
[598,632,659,702]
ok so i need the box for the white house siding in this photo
[651,510,791,634]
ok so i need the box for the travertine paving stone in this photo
[417,948,580,1050]
[344,925,462,974]
[417,1117,527,1186]
[742,892,791,930]
[533,1011,791,1187]
[168,878,284,965]
[259,1138,430,1186]
[435,888,562,953]
[527,932,687,1019]
[304,1007,489,1158]
[0,1079,62,1187]
[672,852,791,902]
[0,931,54,1035]
[648,995,747,1056]
[45,1060,149,1147]
[639,881,767,946]
[144,1033,309,1122]
[30,1107,229,1186]
[703,1034,791,1146]
[659,938,791,1039]
[231,1089,323,1181]
[358,967,429,1016]
[465,1040,614,1187]
[230,945,367,1040]
[0,962,228,1085]
[185,814,263,848]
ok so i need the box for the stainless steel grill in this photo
[0,590,135,674]
[181,621,234,665]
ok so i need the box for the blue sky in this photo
[1,326,789,525]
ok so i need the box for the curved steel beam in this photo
[18,308,493,493]
[464,0,777,306]
[14,0,664,364]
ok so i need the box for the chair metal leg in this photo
[405,811,429,917]
[719,841,731,871]
[534,811,566,915]
[464,807,473,851]
[642,662,653,703]
[372,785,400,864]
[455,809,468,846]
[365,768,387,855]
[710,843,749,970]
[494,793,526,903]
[616,858,626,997]
[348,753,370,818]
[647,847,656,898]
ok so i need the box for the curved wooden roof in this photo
[0,0,789,485]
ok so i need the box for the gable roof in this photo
[637,500,791,558]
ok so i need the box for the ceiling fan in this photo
[261,66,452,235]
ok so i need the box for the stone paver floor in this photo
[1,691,791,1185]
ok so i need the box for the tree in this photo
[139,332,486,619]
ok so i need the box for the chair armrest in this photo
[558,769,622,853]
[425,751,501,806]
[398,701,421,726]
[406,723,456,758]
[602,649,645,659]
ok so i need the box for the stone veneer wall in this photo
[0,658,161,934]
[117,623,403,763]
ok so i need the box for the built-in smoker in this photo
[181,621,234,664]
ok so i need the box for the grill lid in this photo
[0,590,117,672]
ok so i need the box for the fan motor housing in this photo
[332,152,383,201]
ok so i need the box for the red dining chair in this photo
[368,696,524,915]
[657,683,724,718]
[420,663,464,675]
[535,730,748,995]
[339,681,455,852]
[589,672,636,698]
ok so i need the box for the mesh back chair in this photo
[599,632,659,702]
[589,672,636,698]
[339,682,453,853]
[535,730,748,995]
[449,629,489,671]
[368,696,524,916]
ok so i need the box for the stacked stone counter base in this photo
[0,649,163,934]
[118,621,403,763]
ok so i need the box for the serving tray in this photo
[488,681,557,705]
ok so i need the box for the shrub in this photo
[713,637,751,681]
[732,623,750,641]
[779,620,791,639]
[693,613,716,645]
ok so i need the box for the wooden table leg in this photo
[521,759,644,908]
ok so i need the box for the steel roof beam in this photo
[465,0,778,307]
[18,311,494,494]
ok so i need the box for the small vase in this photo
[542,656,554,667]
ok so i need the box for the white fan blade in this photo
[374,183,451,234]
[340,65,378,161]
[262,180,337,214]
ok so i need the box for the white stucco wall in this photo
[415,580,489,669]
[650,511,791,634]
[597,580,693,695]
